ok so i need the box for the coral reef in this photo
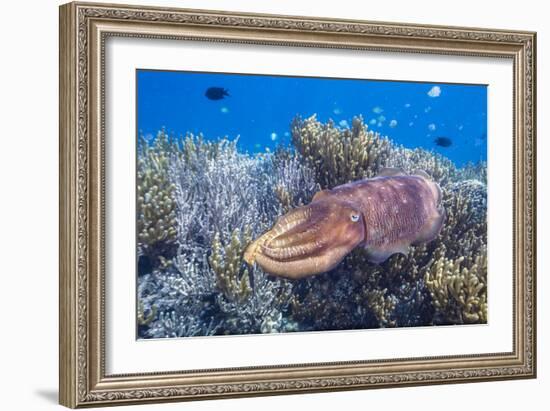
[458,161,488,184]
[424,251,487,324]
[209,229,253,303]
[137,114,488,338]
[137,132,307,338]
[137,130,178,269]
[291,115,392,188]
[386,145,459,186]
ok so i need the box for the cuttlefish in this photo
[243,168,445,279]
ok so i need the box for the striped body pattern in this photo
[328,172,444,262]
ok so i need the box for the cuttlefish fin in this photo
[364,241,410,264]
[312,189,332,202]
[412,206,446,245]
[376,167,407,177]
[413,169,442,203]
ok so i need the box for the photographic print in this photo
[136,70,488,339]
[60,4,536,405]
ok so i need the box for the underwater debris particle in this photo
[409,122,414,127]
[427,85,441,98]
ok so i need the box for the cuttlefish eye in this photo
[350,212,360,222]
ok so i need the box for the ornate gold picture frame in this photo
[59,1,536,408]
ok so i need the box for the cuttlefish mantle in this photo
[243,168,445,279]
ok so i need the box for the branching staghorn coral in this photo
[147,309,221,339]
[271,149,318,213]
[291,115,392,188]
[386,146,459,186]
[169,134,279,243]
[137,132,301,337]
[215,267,295,335]
[137,301,157,326]
[458,161,488,184]
[438,180,487,264]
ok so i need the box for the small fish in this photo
[205,87,230,100]
[434,137,453,147]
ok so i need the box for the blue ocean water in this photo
[137,70,487,166]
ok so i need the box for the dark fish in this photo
[205,87,230,100]
[434,136,453,147]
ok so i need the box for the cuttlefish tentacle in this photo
[269,208,311,237]
[260,238,328,261]
[244,168,445,280]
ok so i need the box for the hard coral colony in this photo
[137,115,487,339]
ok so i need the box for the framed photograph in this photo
[59,2,536,408]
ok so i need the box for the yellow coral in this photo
[291,115,391,188]
[424,250,487,324]
[137,130,178,256]
[209,228,253,303]
[365,288,397,327]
